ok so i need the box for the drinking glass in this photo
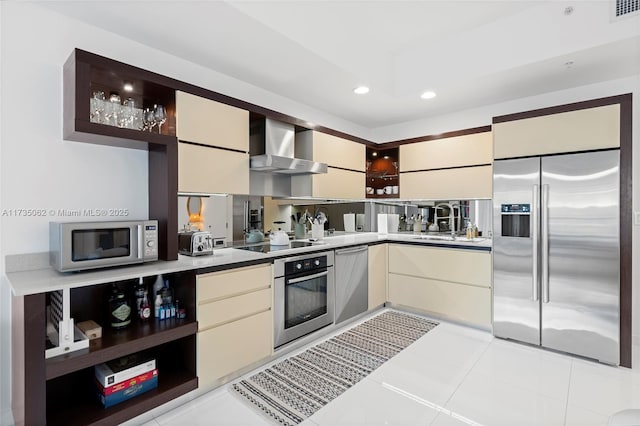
[90,91,105,124]
[122,98,136,129]
[105,93,121,127]
[142,108,155,132]
[154,104,166,134]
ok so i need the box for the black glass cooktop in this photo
[235,241,313,253]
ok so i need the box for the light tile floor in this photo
[127,309,640,426]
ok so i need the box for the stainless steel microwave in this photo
[50,220,159,272]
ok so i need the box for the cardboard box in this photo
[76,320,102,340]
[99,375,158,408]
[94,354,156,388]
[97,369,158,396]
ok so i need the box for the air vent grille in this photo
[615,0,639,17]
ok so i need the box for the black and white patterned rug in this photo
[231,310,439,426]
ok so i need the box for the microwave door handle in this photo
[137,225,143,259]
[287,270,328,284]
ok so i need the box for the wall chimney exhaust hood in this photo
[250,118,328,175]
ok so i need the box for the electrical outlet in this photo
[635,212,640,225]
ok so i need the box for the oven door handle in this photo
[287,270,329,284]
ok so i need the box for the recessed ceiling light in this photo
[353,86,370,95]
[123,81,133,92]
[383,155,390,159]
[372,152,378,157]
[421,91,437,100]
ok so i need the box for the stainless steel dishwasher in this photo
[334,245,368,324]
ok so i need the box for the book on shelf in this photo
[94,353,156,387]
[98,375,159,408]
[97,368,158,396]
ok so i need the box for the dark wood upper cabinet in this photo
[63,49,178,260]
[63,49,178,149]
[366,147,399,198]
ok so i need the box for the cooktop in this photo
[235,241,313,253]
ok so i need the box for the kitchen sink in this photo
[413,235,486,242]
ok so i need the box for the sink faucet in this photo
[435,202,460,238]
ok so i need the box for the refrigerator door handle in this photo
[541,184,550,303]
[532,184,539,302]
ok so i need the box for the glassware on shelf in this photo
[90,91,106,124]
[142,107,155,132]
[105,92,121,127]
[88,92,167,134]
[122,97,136,129]
[153,104,166,134]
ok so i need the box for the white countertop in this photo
[5,232,491,296]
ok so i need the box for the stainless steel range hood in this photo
[250,118,328,175]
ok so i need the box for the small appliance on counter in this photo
[178,231,214,256]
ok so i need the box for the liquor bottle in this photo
[108,283,131,329]
[139,290,151,321]
[134,277,145,318]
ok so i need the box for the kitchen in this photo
[1,1,640,426]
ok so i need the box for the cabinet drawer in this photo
[198,288,271,331]
[176,91,249,151]
[388,273,491,328]
[388,244,491,288]
[399,165,492,199]
[400,132,492,172]
[197,264,271,303]
[197,310,272,388]
[178,142,249,195]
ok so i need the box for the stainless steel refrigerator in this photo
[493,150,620,365]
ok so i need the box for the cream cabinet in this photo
[178,142,249,195]
[387,244,492,328]
[399,131,492,200]
[400,131,492,172]
[196,264,272,389]
[493,104,620,159]
[292,167,364,199]
[400,165,492,199]
[368,244,388,309]
[291,130,366,199]
[176,91,249,152]
[297,130,366,172]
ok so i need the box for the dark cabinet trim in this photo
[492,93,631,124]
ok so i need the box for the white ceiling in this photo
[38,1,640,129]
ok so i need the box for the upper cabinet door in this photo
[307,132,365,171]
[493,104,620,159]
[176,91,249,152]
[400,131,493,172]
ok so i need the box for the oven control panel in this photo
[284,255,327,275]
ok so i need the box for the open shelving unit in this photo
[16,270,198,425]
[366,146,400,199]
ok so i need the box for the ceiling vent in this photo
[613,0,639,19]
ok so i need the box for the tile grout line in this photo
[427,337,494,425]
[562,360,574,426]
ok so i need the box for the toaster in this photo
[178,231,214,256]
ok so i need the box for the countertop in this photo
[5,232,491,296]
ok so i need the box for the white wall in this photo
[0,2,372,421]
[1,1,639,422]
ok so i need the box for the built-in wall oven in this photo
[274,251,334,348]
